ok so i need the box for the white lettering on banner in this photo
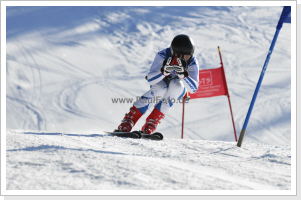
[199,71,213,86]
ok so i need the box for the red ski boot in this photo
[141,108,165,135]
[116,106,143,132]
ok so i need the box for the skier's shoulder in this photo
[157,48,172,58]
[187,56,199,68]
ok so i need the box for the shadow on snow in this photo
[7,144,126,155]
[7,132,126,155]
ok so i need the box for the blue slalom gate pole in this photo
[237,6,291,147]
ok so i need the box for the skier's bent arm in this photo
[146,53,165,85]
[183,76,198,93]
[147,72,165,85]
[182,58,199,93]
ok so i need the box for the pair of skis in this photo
[108,131,163,141]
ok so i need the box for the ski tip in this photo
[141,132,163,140]
[153,132,164,140]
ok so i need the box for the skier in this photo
[115,34,199,136]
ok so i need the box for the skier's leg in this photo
[159,79,187,114]
[116,81,167,132]
[133,81,167,115]
[142,79,186,134]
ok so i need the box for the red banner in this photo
[181,47,237,142]
[188,67,229,99]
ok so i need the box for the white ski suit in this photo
[134,48,199,114]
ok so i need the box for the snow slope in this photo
[7,129,291,190]
[4,6,292,190]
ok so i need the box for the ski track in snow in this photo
[5,6,291,190]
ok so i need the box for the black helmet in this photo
[171,34,195,56]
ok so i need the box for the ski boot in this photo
[141,108,165,135]
[115,106,143,132]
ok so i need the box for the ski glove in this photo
[161,57,173,76]
[161,57,187,77]
[175,66,188,79]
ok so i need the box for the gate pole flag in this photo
[218,47,238,142]
[181,47,237,141]
[237,6,291,147]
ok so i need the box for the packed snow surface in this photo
[7,129,291,190]
[5,6,291,190]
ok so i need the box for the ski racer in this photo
[115,34,199,135]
